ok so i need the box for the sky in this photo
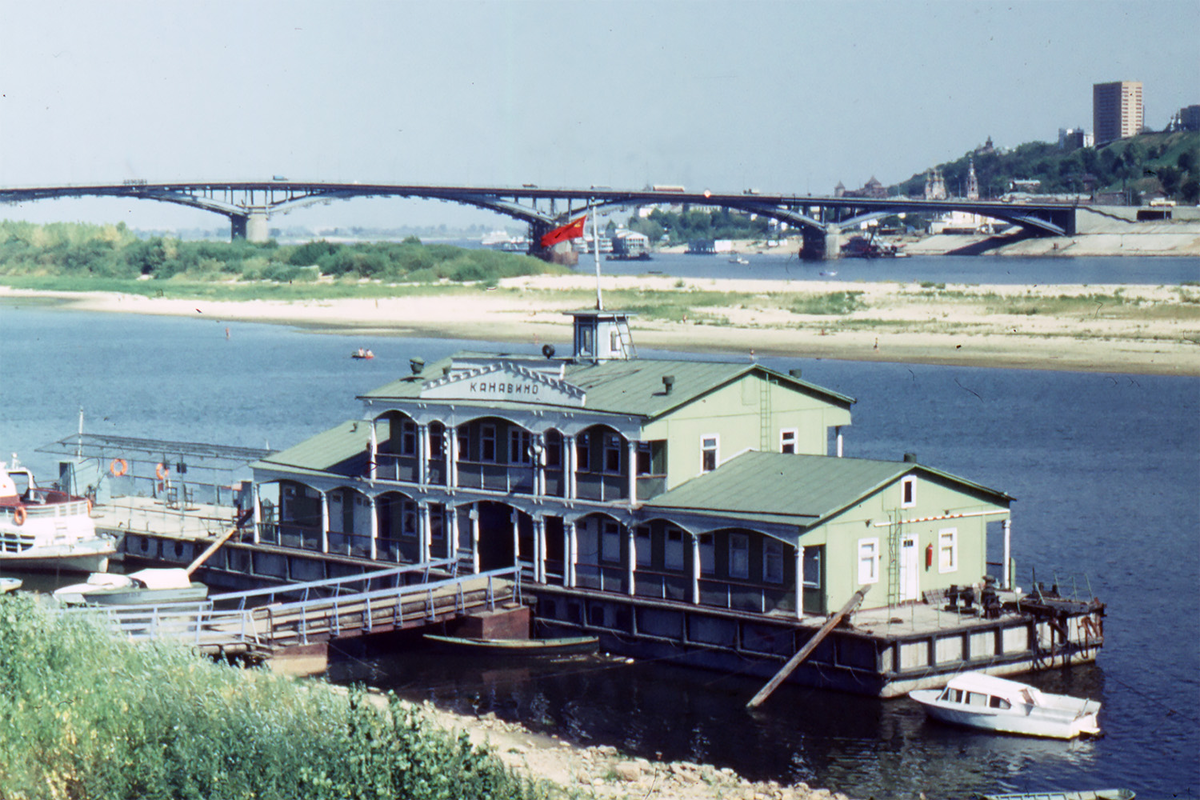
[2,0,1197,232]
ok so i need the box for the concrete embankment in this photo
[904,205,1200,257]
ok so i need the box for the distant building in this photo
[965,157,980,201]
[840,177,887,199]
[1093,81,1143,144]
[974,136,996,155]
[1058,128,1094,150]
[924,169,947,200]
[1177,105,1200,132]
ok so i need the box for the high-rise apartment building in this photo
[1093,81,1143,143]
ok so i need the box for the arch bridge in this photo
[1,180,1079,260]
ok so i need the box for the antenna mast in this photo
[591,198,603,310]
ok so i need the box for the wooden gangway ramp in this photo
[60,561,522,659]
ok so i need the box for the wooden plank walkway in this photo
[60,562,521,658]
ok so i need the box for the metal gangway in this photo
[58,560,522,658]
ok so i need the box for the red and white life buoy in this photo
[110,458,128,477]
[13,506,27,526]
[155,463,170,481]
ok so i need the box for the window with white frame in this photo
[457,427,470,460]
[509,429,532,464]
[729,533,750,579]
[938,528,958,573]
[604,434,622,473]
[699,534,715,575]
[901,475,916,508]
[400,420,418,456]
[665,528,685,571]
[601,520,621,564]
[576,432,591,472]
[802,546,822,588]
[858,538,880,584]
[780,429,798,454]
[481,424,497,462]
[635,526,652,568]
[763,539,785,584]
[701,435,719,472]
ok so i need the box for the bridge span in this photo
[1,180,1080,259]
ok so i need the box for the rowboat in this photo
[0,577,21,593]
[423,634,599,656]
[910,671,1101,739]
[982,791,1133,800]
[53,567,208,606]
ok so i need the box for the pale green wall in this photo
[803,472,1008,610]
[642,373,852,490]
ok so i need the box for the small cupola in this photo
[566,310,637,362]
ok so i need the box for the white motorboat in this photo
[0,577,21,593]
[0,457,115,573]
[53,568,208,606]
[909,671,1101,739]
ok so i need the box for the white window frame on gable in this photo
[701,434,719,473]
[938,528,958,573]
[780,428,798,454]
[900,475,917,508]
[858,538,880,585]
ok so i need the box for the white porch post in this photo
[251,483,262,545]
[1003,518,1012,590]
[627,524,636,596]
[566,436,577,499]
[369,419,378,481]
[535,433,546,497]
[369,495,378,561]
[567,520,578,587]
[470,503,480,574]
[795,544,805,620]
[449,425,459,489]
[534,516,546,583]
[418,424,429,486]
[511,509,521,572]
[691,533,701,605]
[448,506,459,562]
[419,503,432,563]
[320,490,329,554]
[627,439,638,505]
[835,426,844,458]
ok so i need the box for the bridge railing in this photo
[211,558,459,610]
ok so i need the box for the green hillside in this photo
[892,130,1199,203]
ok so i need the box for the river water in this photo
[0,256,1196,799]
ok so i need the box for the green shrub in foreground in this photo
[0,595,552,800]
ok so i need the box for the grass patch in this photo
[790,291,866,315]
[0,595,554,800]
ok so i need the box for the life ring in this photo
[13,506,26,526]
[155,463,169,481]
[110,458,128,477]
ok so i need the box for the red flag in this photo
[540,216,587,248]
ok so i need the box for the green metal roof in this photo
[361,353,854,420]
[645,451,1010,527]
[252,419,387,476]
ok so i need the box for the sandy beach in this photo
[3,274,1197,376]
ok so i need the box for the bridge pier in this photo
[801,226,841,261]
[230,209,271,243]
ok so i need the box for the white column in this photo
[470,503,480,574]
[535,517,546,583]
[535,433,546,497]
[320,489,329,554]
[369,418,378,481]
[251,483,262,545]
[795,544,805,620]
[627,524,636,596]
[627,439,638,505]
[511,509,521,572]
[1003,518,1012,590]
[369,495,378,561]
[566,436,577,499]
[448,506,459,562]
[691,533,701,604]
[836,426,844,458]
[568,520,578,588]
[449,425,459,488]
[418,424,429,486]
[419,503,432,563]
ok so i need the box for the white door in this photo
[899,536,919,602]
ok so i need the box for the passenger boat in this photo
[53,567,208,606]
[0,577,21,593]
[909,671,1101,739]
[423,634,599,656]
[351,348,375,360]
[0,458,115,573]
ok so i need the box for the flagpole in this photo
[591,199,603,310]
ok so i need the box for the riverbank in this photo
[2,275,1197,376]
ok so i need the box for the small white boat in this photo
[0,577,21,593]
[982,791,1133,800]
[1,457,115,574]
[53,567,208,606]
[909,671,1101,739]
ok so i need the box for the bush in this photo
[0,595,551,800]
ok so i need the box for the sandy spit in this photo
[2,275,1197,377]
